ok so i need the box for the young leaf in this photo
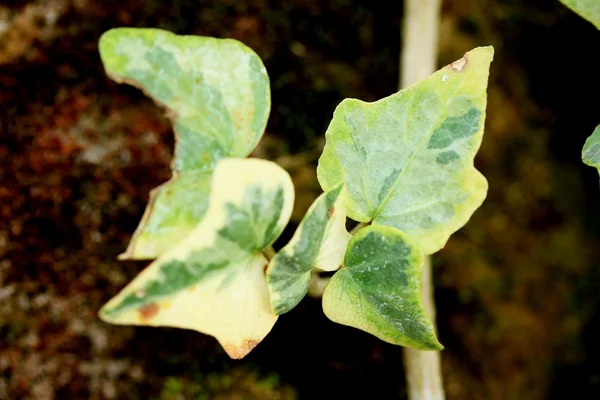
[322,225,442,350]
[317,47,493,255]
[100,158,294,359]
[99,28,270,259]
[266,184,350,315]
[583,124,600,176]
[559,0,600,29]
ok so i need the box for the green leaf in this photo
[100,158,294,359]
[559,0,600,29]
[266,184,350,315]
[583,124,600,176]
[322,225,442,350]
[100,28,270,259]
[317,47,493,255]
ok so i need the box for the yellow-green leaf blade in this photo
[100,28,271,258]
[317,47,493,254]
[582,124,600,176]
[322,225,442,350]
[559,0,600,29]
[266,184,350,315]
[100,158,294,359]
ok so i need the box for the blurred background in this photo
[1,0,600,399]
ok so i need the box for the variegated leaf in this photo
[317,47,493,255]
[100,158,293,359]
[100,28,270,259]
[266,184,350,315]
[323,225,441,350]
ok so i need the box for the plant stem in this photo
[400,1,445,400]
[349,222,367,235]
[262,246,276,262]
[402,256,445,400]
[307,270,329,298]
[401,0,441,88]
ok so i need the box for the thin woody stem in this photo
[400,0,446,399]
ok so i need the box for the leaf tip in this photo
[468,45,495,66]
[98,303,114,324]
[223,339,261,359]
[116,251,131,261]
[417,335,444,351]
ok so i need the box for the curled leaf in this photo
[266,184,350,315]
[99,28,271,259]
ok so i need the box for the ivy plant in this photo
[99,27,493,359]
[559,0,600,28]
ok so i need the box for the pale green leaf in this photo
[100,158,293,359]
[266,184,350,315]
[322,225,442,350]
[317,47,493,254]
[100,28,270,259]
[582,124,600,176]
[559,0,600,29]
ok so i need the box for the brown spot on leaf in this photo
[263,264,268,275]
[223,339,260,359]
[450,54,468,72]
[327,206,335,220]
[139,302,159,321]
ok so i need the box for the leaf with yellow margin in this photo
[99,28,270,259]
[100,158,293,359]
[317,47,493,255]
[323,225,442,350]
[266,184,350,315]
